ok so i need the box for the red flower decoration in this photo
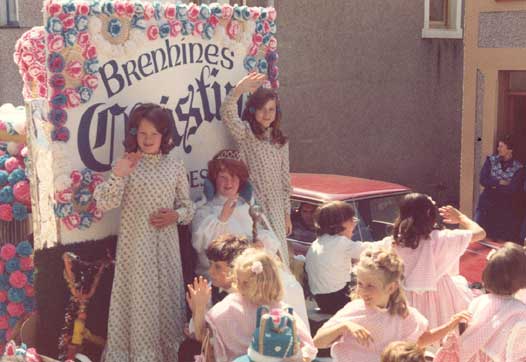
[0,205,13,222]
[9,270,28,289]
[0,316,8,329]
[20,257,34,272]
[0,244,16,261]
[147,25,159,40]
[7,302,25,317]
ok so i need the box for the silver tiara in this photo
[215,149,241,161]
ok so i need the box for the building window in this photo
[422,0,463,39]
[0,0,19,27]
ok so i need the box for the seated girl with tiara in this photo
[192,248,317,362]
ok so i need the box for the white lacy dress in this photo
[94,153,195,362]
[220,93,292,265]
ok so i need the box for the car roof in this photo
[291,173,411,202]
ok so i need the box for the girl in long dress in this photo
[94,104,195,362]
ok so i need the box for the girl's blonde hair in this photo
[381,341,425,362]
[232,248,284,305]
[355,247,409,317]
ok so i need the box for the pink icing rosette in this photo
[38,84,48,98]
[28,64,44,79]
[114,1,127,16]
[248,43,258,57]
[76,2,90,15]
[82,74,98,89]
[20,257,34,272]
[143,3,155,20]
[165,4,176,20]
[7,302,25,317]
[20,146,28,158]
[252,33,263,46]
[65,60,83,80]
[82,45,97,60]
[0,290,7,303]
[25,284,35,298]
[249,7,261,20]
[0,243,16,261]
[267,7,277,21]
[63,212,81,230]
[170,20,182,37]
[70,170,82,187]
[55,188,73,203]
[267,36,278,51]
[125,2,135,17]
[226,20,240,39]
[9,270,28,289]
[221,4,233,20]
[77,32,90,47]
[147,25,160,40]
[21,52,35,65]
[59,13,75,30]
[13,180,31,205]
[46,2,62,17]
[187,4,200,21]
[263,20,271,34]
[5,157,20,173]
[64,88,81,108]
[208,15,219,27]
[193,21,204,35]
[0,316,8,329]
[47,34,64,52]
[88,203,103,221]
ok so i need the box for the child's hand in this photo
[218,195,238,222]
[149,208,179,228]
[439,205,464,225]
[345,321,374,347]
[113,152,141,177]
[186,276,211,313]
[449,310,471,329]
[233,73,267,97]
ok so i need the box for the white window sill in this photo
[422,28,463,39]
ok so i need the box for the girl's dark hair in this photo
[483,242,526,296]
[206,234,252,266]
[123,103,175,154]
[393,193,439,249]
[314,201,355,236]
[498,135,514,150]
[241,87,287,147]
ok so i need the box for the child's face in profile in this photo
[356,268,396,309]
[208,260,232,290]
[255,99,277,129]
[339,217,357,239]
[137,119,162,154]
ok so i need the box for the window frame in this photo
[422,0,463,39]
[0,0,19,28]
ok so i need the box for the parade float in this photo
[8,1,279,360]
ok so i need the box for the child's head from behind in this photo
[483,242,526,296]
[206,234,252,290]
[242,87,287,146]
[314,201,357,239]
[355,248,408,317]
[393,193,438,249]
[232,248,283,305]
[123,103,174,155]
[381,341,425,362]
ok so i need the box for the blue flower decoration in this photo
[153,1,162,20]
[54,203,73,218]
[75,187,92,206]
[0,144,7,151]
[0,186,14,204]
[0,155,8,169]
[243,56,257,72]
[134,2,144,16]
[51,127,70,142]
[241,6,251,21]
[159,22,171,38]
[6,259,20,273]
[202,23,215,40]
[12,203,28,221]
[8,288,25,303]
[199,5,211,20]
[176,3,188,20]
[77,86,93,104]
[0,275,9,291]
[182,21,194,36]
[108,18,122,38]
[64,29,78,47]
[79,212,93,230]
[50,93,67,108]
[46,17,63,34]
[233,6,242,21]
[102,2,114,15]
[48,52,66,73]
[0,171,8,186]
[62,1,76,14]
[75,15,89,32]
[48,108,68,127]
[129,127,137,136]
[262,32,272,45]
[0,303,7,316]
[255,21,264,34]
[81,168,93,185]
[131,15,147,30]
[8,169,26,185]
[16,241,32,257]
[84,59,99,74]
[269,21,277,34]
[24,271,33,285]
[9,316,20,328]
[259,8,268,20]
[210,4,222,17]
[23,298,34,313]
[90,0,102,15]
[257,58,268,74]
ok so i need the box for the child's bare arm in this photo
[314,321,373,349]
[417,311,471,347]
[439,206,486,242]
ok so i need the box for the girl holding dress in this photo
[94,104,195,362]
[220,73,293,265]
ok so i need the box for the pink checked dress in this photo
[204,293,317,362]
[434,294,526,362]
[321,299,429,362]
[392,229,474,329]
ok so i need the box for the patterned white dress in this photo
[94,153,195,362]
[220,93,292,265]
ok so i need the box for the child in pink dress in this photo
[434,242,526,362]
[313,248,470,362]
[390,193,486,328]
[193,248,317,362]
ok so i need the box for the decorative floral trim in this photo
[53,168,104,231]
[0,143,31,222]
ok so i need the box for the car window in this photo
[289,200,317,243]
[354,194,405,240]
[348,201,373,242]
